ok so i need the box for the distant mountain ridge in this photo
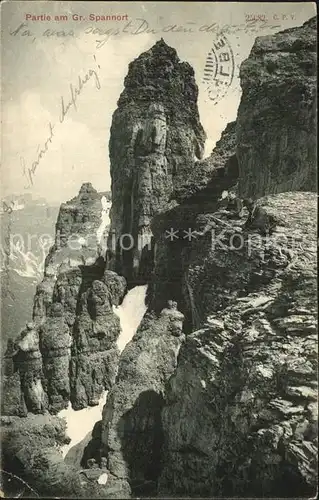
[1,195,59,345]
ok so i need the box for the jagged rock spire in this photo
[108,40,206,285]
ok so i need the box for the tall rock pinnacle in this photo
[2,184,123,416]
[108,39,206,285]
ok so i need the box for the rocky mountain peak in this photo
[108,40,206,285]
[148,37,177,56]
[1,182,116,417]
[117,38,200,120]
[69,182,100,204]
[78,182,98,196]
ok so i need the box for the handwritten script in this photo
[21,64,101,188]
[89,18,282,48]
[10,15,283,187]
[1,200,15,215]
[60,69,101,123]
[10,17,282,49]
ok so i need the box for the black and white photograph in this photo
[0,1,317,498]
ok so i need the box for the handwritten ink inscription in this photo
[1,201,15,215]
[6,13,290,188]
[60,69,101,123]
[9,17,284,49]
[20,64,101,188]
[11,22,75,39]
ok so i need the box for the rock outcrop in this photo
[33,183,110,323]
[140,19,316,498]
[83,302,185,497]
[89,20,317,498]
[1,16,317,500]
[237,17,317,198]
[0,414,127,498]
[1,184,123,415]
[108,39,206,285]
[173,120,238,204]
[86,39,209,496]
[148,120,239,332]
[158,192,317,497]
[70,271,125,410]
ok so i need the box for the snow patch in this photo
[113,285,148,352]
[58,285,148,463]
[96,196,111,246]
[98,473,108,485]
[58,391,108,458]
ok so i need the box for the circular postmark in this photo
[202,35,235,104]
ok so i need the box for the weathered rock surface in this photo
[149,120,240,330]
[158,192,317,497]
[5,270,126,415]
[108,39,206,285]
[1,414,69,494]
[33,183,110,323]
[1,184,122,415]
[99,21,317,498]
[94,301,185,496]
[2,17,317,500]
[70,272,126,410]
[1,323,46,417]
[0,415,127,498]
[174,120,238,204]
[237,17,317,198]
[1,343,28,417]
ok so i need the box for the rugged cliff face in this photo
[237,17,317,198]
[1,414,128,499]
[148,18,317,497]
[83,19,317,498]
[99,302,185,496]
[1,17,317,500]
[108,39,206,285]
[158,192,317,497]
[174,120,238,204]
[33,182,110,322]
[149,120,239,331]
[78,40,207,496]
[70,270,125,410]
[1,184,123,415]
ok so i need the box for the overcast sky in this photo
[1,1,315,204]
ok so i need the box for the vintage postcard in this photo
[0,1,317,498]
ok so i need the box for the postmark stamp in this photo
[202,34,235,104]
